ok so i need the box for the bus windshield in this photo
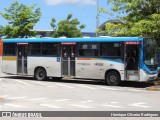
[144,38,158,66]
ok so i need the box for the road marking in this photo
[1,95,9,98]
[71,104,93,108]
[4,103,26,108]
[102,102,123,108]
[55,83,74,89]
[39,104,62,108]
[108,102,118,104]
[6,96,26,100]
[0,78,2,82]
[129,102,149,108]
[81,100,93,103]
[29,98,47,101]
[100,86,119,91]
[15,80,32,86]
[77,85,96,89]
[30,81,53,87]
[128,89,144,92]
[55,99,70,102]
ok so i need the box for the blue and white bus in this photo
[0,37,158,86]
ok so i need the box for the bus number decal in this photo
[94,63,103,66]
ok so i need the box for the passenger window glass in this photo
[29,43,60,56]
[78,43,98,57]
[29,43,41,56]
[42,43,60,56]
[3,43,16,56]
[100,43,121,57]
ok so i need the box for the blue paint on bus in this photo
[3,37,143,43]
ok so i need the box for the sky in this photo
[0,0,116,32]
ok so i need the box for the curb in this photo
[146,85,160,91]
[0,97,4,102]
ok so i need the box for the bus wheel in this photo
[34,68,47,81]
[105,71,121,86]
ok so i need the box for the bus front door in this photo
[17,44,28,75]
[62,45,75,76]
[124,43,140,80]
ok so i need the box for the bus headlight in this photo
[144,70,149,75]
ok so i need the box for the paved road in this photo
[0,74,160,120]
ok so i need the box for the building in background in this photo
[35,30,96,38]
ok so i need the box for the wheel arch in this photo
[104,69,121,80]
[34,66,47,76]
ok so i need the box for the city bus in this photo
[0,37,158,86]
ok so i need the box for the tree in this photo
[50,14,86,38]
[0,25,4,37]
[0,1,41,38]
[102,0,160,44]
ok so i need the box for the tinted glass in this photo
[100,43,121,57]
[3,43,16,56]
[29,43,60,56]
[78,43,98,57]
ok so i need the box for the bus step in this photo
[127,70,138,75]
[128,75,139,80]
[63,76,75,79]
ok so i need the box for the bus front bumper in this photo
[140,69,158,81]
[148,74,158,81]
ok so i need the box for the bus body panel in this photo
[2,56,17,74]
[27,57,61,77]
[76,58,125,80]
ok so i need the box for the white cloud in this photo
[43,0,96,6]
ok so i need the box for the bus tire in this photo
[105,71,121,86]
[34,68,47,81]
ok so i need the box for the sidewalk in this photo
[146,79,160,91]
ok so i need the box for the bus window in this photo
[78,43,98,57]
[3,43,16,56]
[100,43,121,57]
[29,43,41,56]
[42,43,60,56]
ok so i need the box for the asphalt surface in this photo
[0,73,160,120]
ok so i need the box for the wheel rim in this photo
[110,75,117,82]
[37,70,44,79]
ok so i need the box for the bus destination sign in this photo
[124,42,140,45]
[61,42,76,45]
[17,43,28,45]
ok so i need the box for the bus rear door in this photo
[61,42,76,77]
[17,43,28,75]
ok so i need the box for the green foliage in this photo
[104,0,160,44]
[0,25,4,37]
[0,1,41,38]
[50,14,86,38]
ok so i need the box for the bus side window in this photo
[29,43,41,56]
[100,43,121,57]
[42,43,59,56]
[3,43,16,56]
[78,43,98,57]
